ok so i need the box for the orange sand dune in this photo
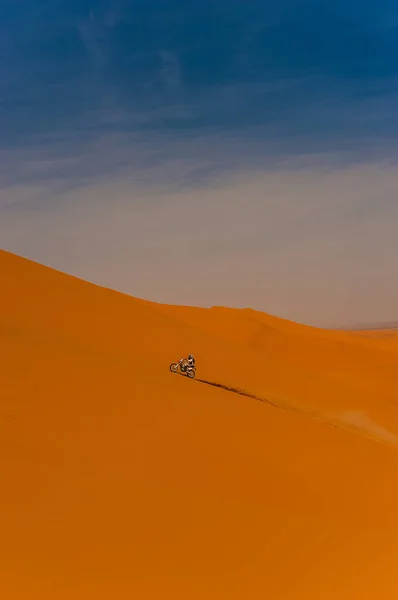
[2,248,398,599]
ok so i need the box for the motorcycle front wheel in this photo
[170,363,179,373]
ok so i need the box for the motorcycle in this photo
[170,358,196,379]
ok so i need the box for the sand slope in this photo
[1,249,398,599]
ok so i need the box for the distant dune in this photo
[2,248,398,599]
[341,322,398,331]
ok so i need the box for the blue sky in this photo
[1,0,397,326]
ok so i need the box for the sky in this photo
[0,0,397,327]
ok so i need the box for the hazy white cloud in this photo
[1,146,397,327]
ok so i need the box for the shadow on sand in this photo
[173,371,267,404]
[195,379,270,404]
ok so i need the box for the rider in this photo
[183,354,196,372]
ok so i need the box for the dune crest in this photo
[2,248,398,599]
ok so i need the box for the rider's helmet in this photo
[188,354,193,360]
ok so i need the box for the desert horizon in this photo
[4,248,397,332]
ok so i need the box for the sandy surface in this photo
[2,249,398,599]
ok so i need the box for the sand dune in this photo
[2,248,398,599]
